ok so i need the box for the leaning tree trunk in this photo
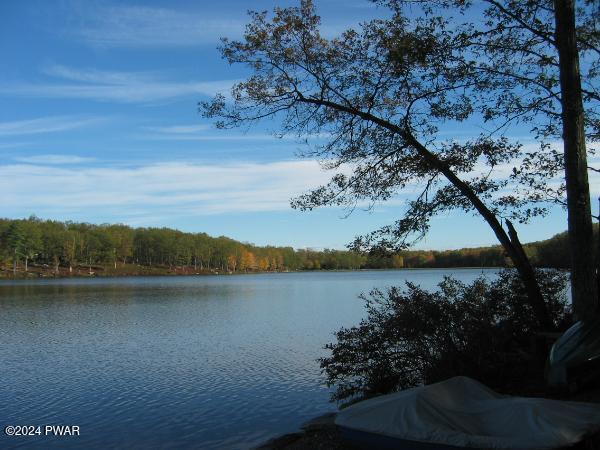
[408,137,555,331]
[298,96,556,331]
[554,0,599,320]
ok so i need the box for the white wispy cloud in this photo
[0,65,237,104]
[62,3,378,48]
[145,124,213,134]
[143,133,297,142]
[0,115,100,136]
[141,124,332,142]
[43,64,158,85]
[67,5,244,48]
[0,159,333,219]
[0,142,34,150]
[12,154,96,165]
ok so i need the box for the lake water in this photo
[0,269,498,449]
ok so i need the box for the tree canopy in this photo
[202,0,600,328]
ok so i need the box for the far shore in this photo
[0,263,525,281]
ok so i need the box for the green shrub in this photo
[320,269,570,403]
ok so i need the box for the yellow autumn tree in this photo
[240,250,257,272]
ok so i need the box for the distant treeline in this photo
[0,216,589,277]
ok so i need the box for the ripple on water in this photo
[0,270,495,449]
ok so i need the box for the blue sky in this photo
[0,0,596,250]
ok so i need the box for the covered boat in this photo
[335,376,600,449]
[547,320,600,390]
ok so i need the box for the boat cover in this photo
[335,376,600,449]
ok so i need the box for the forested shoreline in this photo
[0,216,581,278]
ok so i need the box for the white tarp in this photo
[335,376,600,449]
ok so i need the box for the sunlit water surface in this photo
[0,269,498,449]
